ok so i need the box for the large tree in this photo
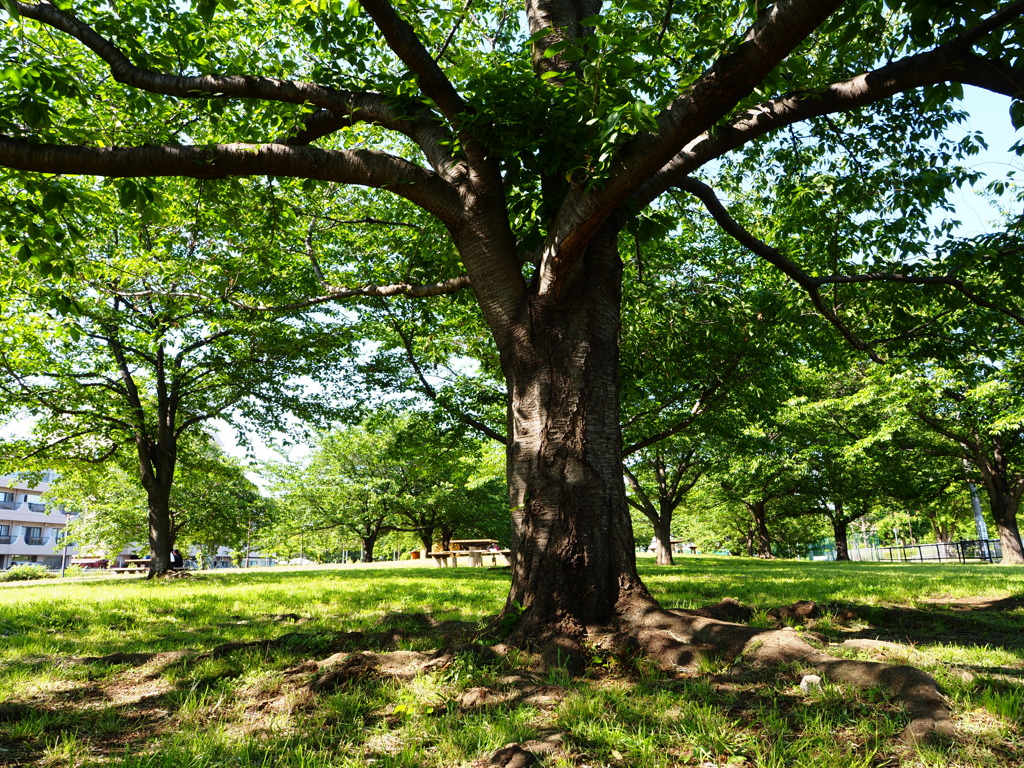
[3,0,1023,740]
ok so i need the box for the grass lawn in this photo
[1,557,1022,767]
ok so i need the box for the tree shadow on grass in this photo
[831,600,1024,652]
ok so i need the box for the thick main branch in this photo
[0,138,464,225]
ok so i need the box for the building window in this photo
[0,524,10,545]
[24,526,47,546]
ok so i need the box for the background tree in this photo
[266,411,507,561]
[617,216,802,564]
[862,361,1024,562]
[0,183,350,574]
[268,423,404,563]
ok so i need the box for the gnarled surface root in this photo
[617,598,954,745]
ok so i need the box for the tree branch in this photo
[231,274,473,312]
[623,464,658,521]
[388,316,508,445]
[676,177,1024,360]
[0,137,465,224]
[623,370,735,456]
[538,0,843,285]
[15,432,121,464]
[358,0,466,121]
[357,0,486,173]
[12,0,464,180]
[636,4,1024,207]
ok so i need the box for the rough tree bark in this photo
[498,225,659,640]
[743,499,774,559]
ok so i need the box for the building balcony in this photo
[0,500,17,511]
[0,535,14,545]
[27,503,46,512]
[25,536,49,546]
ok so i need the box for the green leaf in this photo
[1010,100,1024,131]
[197,0,217,24]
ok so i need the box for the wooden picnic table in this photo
[428,541,509,567]
[449,539,499,549]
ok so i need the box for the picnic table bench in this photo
[110,558,151,574]
[70,557,109,569]
[427,540,510,567]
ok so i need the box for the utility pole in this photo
[968,482,991,560]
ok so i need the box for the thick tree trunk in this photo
[499,227,656,641]
[360,533,377,563]
[652,515,675,566]
[832,517,850,561]
[988,490,1024,565]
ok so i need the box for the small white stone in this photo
[800,674,823,694]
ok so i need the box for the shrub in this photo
[0,564,57,582]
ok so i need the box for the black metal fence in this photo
[847,539,1002,564]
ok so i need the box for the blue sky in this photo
[947,86,1022,236]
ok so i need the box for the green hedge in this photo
[0,564,57,582]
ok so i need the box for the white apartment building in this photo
[2,471,274,571]
[0,472,78,570]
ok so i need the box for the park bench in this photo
[109,567,147,574]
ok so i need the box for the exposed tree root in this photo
[473,730,566,768]
[620,598,955,744]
